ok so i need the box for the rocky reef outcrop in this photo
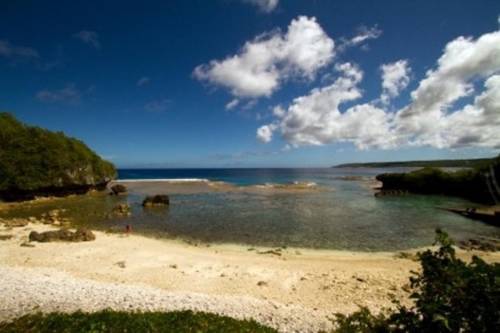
[375,155,500,204]
[142,195,170,207]
[29,228,96,242]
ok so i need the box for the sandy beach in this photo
[1,220,499,332]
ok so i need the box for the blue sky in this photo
[1,0,500,168]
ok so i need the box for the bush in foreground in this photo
[333,230,500,333]
[0,310,277,333]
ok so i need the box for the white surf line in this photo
[114,178,210,183]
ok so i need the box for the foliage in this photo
[376,155,500,203]
[332,230,500,333]
[0,310,277,333]
[0,112,116,198]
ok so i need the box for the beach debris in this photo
[0,234,13,241]
[110,184,128,195]
[0,218,28,228]
[28,228,96,243]
[115,261,127,269]
[257,281,268,287]
[394,252,418,261]
[169,264,178,269]
[142,194,170,207]
[111,203,131,217]
[257,248,282,256]
[20,241,35,247]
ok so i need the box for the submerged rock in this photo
[110,184,128,195]
[111,203,131,217]
[29,228,96,242]
[142,195,170,207]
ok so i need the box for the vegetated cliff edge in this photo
[375,155,500,205]
[0,112,116,201]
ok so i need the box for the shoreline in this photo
[2,222,499,332]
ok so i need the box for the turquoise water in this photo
[109,168,500,251]
[4,168,496,251]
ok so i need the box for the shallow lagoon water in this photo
[3,168,499,251]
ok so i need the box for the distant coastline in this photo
[333,157,494,169]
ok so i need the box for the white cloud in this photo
[380,60,411,104]
[396,30,500,146]
[257,63,394,149]
[194,16,334,98]
[137,77,150,87]
[258,29,500,150]
[339,25,382,51]
[243,0,278,13]
[257,123,277,142]
[0,40,39,60]
[36,84,82,104]
[225,99,240,110]
[73,30,100,49]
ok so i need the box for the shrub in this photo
[333,230,500,333]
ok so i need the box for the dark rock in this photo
[142,195,170,207]
[111,203,131,216]
[29,228,95,242]
[115,261,126,269]
[458,238,500,252]
[110,184,127,195]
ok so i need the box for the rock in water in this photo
[142,195,170,207]
[110,184,127,195]
[29,228,96,242]
[111,203,131,216]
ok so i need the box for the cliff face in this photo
[0,113,116,201]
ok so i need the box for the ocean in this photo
[113,168,499,251]
[3,168,498,251]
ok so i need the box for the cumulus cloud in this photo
[194,16,334,98]
[0,40,39,60]
[36,84,82,104]
[396,29,500,147]
[257,123,277,142]
[257,63,396,149]
[137,77,150,87]
[380,60,411,104]
[258,29,500,150]
[73,30,100,49]
[243,0,278,13]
